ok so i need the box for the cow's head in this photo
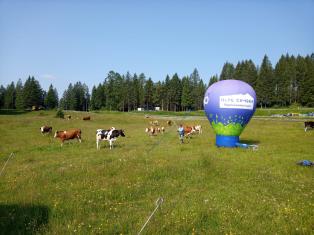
[119,130,125,137]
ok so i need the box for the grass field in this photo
[0,110,313,234]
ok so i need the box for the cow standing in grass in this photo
[304,121,314,132]
[40,126,52,135]
[54,129,82,146]
[193,125,202,134]
[83,116,91,120]
[96,128,125,149]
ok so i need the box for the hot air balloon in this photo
[203,80,256,147]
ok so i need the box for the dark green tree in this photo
[169,73,182,111]
[208,75,218,87]
[0,85,5,108]
[219,62,235,80]
[4,82,15,109]
[144,77,154,110]
[256,55,275,107]
[23,76,43,109]
[233,60,258,88]
[181,76,193,111]
[44,84,58,109]
[15,79,25,110]
[152,81,163,109]
[302,55,314,106]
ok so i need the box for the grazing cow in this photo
[83,116,91,121]
[304,121,314,132]
[167,120,172,126]
[184,126,196,138]
[40,126,52,135]
[150,120,159,126]
[66,115,71,120]
[96,128,125,149]
[193,125,202,134]
[145,126,157,136]
[54,129,82,146]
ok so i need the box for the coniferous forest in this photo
[1,53,314,111]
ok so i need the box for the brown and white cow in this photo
[146,126,165,136]
[40,126,52,135]
[150,120,159,126]
[193,125,202,134]
[304,121,314,132]
[145,126,157,136]
[184,126,196,138]
[54,128,82,146]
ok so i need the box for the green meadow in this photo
[0,110,313,234]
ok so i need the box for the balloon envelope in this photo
[203,80,256,147]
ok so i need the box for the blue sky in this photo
[0,0,313,95]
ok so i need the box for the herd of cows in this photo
[39,117,314,149]
[39,116,204,150]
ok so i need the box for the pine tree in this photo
[190,68,202,110]
[152,81,162,109]
[45,84,58,109]
[233,60,258,88]
[302,55,314,106]
[256,55,274,107]
[144,78,154,110]
[208,75,218,87]
[181,76,193,111]
[4,82,15,109]
[15,79,25,110]
[164,75,171,111]
[125,72,135,111]
[219,62,234,80]
[23,76,43,109]
[295,56,307,105]
[0,85,5,109]
[138,73,145,108]
[169,73,182,111]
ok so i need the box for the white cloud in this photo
[41,74,57,80]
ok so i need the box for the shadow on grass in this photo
[239,139,260,145]
[0,204,50,234]
[0,109,30,115]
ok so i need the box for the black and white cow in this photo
[40,126,52,135]
[96,128,125,149]
[304,121,314,132]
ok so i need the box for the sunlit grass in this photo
[0,110,313,234]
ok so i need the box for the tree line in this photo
[89,69,205,111]
[209,53,314,108]
[1,53,313,111]
[0,76,59,110]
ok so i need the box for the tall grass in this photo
[0,110,313,234]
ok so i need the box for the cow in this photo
[184,126,196,138]
[167,120,172,126]
[304,121,314,132]
[145,126,157,136]
[193,125,202,134]
[54,129,82,146]
[83,116,91,121]
[150,120,159,126]
[96,128,125,149]
[40,126,52,135]
[66,115,71,120]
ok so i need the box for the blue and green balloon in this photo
[203,80,257,147]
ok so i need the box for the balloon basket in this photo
[216,135,239,147]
